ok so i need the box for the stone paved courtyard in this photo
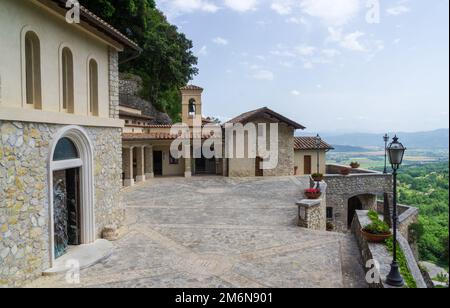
[27,176,367,288]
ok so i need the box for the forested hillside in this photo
[397,162,449,268]
[79,0,198,122]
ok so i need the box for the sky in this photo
[156,0,449,134]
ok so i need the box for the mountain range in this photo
[298,129,449,149]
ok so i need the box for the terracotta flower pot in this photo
[340,168,351,176]
[361,228,392,243]
[305,191,322,200]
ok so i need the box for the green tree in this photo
[79,0,198,121]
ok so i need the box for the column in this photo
[136,146,145,182]
[123,147,134,187]
[144,146,154,179]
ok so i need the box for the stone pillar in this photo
[144,146,154,179]
[185,158,192,178]
[135,146,145,182]
[297,199,326,231]
[123,147,134,187]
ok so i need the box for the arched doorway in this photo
[48,126,95,265]
[347,196,363,229]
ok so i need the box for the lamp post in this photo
[315,134,322,189]
[386,135,406,287]
[383,134,389,174]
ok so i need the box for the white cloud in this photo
[387,5,410,16]
[253,69,274,81]
[212,37,229,45]
[299,0,362,25]
[291,90,301,96]
[340,31,366,51]
[198,45,208,55]
[224,0,258,12]
[321,49,341,57]
[271,0,295,15]
[296,45,316,56]
[328,27,366,51]
[163,0,220,15]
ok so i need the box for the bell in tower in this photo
[180,85,203,127]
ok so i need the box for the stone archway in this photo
[48,126,95,265]
[347,194,377,228]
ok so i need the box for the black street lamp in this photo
[315,134,322,189]
[383,134,389,174]
[386,135,406,287]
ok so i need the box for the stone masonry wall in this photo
[109,48,120,119]
[263,122,294,177]
[297,199,326,231]
[0,120,124,287]
[324,173,393,232]
[118,73,172,125]
[228,120,295,177]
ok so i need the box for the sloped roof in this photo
[227,107,306,130]
[48,0,141,51]
[180,85,204,91]
[123,132,216,141]
[294,137,334,151]
[119,110,154,120]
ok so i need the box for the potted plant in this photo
[304,188,322,199]
[361,210,392,243]
[350,161,360,169]
[312,173,324,182]
[326,222,334,232]
[340,168,351,176]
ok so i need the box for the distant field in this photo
[327,148,449,170]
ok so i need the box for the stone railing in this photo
[296,199,326,231]
[352,210,427,288]
[376,201,419,243]
[326,163,379,175]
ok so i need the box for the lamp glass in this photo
[388,137,406,167]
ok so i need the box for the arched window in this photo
[61,47,74,113]
[188,98,196,117]
[25,32,42,109]
[53,137,79,161]
[88,59,98,116]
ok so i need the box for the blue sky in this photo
[156,0,449,133]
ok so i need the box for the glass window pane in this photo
[53,137,79,161]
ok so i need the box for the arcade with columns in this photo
[120,85,219,187]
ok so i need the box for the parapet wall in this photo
[324,167,392,232]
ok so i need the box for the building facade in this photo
[293,137,334,176]
[119,78,333,185]
[0,0,139,286]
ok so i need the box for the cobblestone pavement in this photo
[27,176,367,288]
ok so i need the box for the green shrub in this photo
[364,220,391,235]
[368,210,379,222]
[386,237,417,288]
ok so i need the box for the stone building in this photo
[0,0,140,286]
[293,137,334,175]
[119,80,333,185]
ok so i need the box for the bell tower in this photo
[181,85,203,127]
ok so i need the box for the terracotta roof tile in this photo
[227,107,306,130]
[123,132,217,141]
[180,85,204,91]
[49,0,140,51]
[294,137,334,151]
